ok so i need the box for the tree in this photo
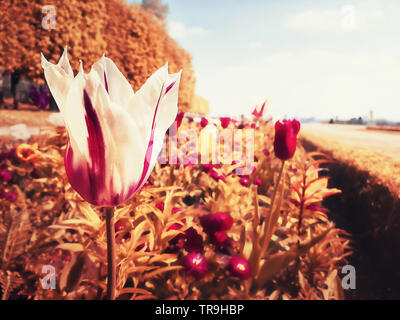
[141,0,169,21]
[0,0,196,111]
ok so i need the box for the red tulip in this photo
[181,252,209,279]
[252,100,268,118]
[200,117,208,128]
[42,48,181,206]
[227,256,252,280]
[273,119,300,160]
[220,117,231,129]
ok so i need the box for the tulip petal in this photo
[134,69,181,190]
[91,55,134,108]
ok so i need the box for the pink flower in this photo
[227,256,252,280]
[181,252,209,279]
[220,117,231,129]
[200,212,233,234]
[0,170,12,182]
[200,117,209,128]
[42,48,181,206]
[239,177,250,187]
[273,119,300,160]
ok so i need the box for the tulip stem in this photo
[105,206,116,300]
[269,160,285,215]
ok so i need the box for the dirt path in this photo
[302,123,400,160]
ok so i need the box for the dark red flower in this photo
[254,177,263,187]
[211,231,232,249]
[155,202,165,212]
[181,252,209,279]
[184,227,203,253]
[171,207,182,214]
[306,204,325,212]
[167,227,203,253]
[1,190,17,202]
[176,111,185,129]
[114,220,131,240]
[0,170,12,182]
[200,212,233,234]
[239,177,250,187]
[227,256,252,280]
[0,148,15,161]
[167,222,184,231]
[30,85,51,110]
[202,163,220,172]
[200,117,209,128]
[135,242,150,252]
[273,119,300,160]
[209,169,226,183]
[220,117,231,129]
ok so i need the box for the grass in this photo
[300,132,400,199]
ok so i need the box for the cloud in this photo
[284,5,385,32]
[168,21,207,40]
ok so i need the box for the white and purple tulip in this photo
[41,47,181,206]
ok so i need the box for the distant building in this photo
[367,110,376,128]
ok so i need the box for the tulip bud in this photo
[181,252,209,279]
[227,256,252,280]
[220,117,231,129]
[200,117,209,128]
[273,119,300,160]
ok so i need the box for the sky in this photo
[129,0,400,121]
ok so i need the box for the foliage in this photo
[0,0,195,111]
[0,116,351,300]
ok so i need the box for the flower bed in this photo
[0,115,351,300]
